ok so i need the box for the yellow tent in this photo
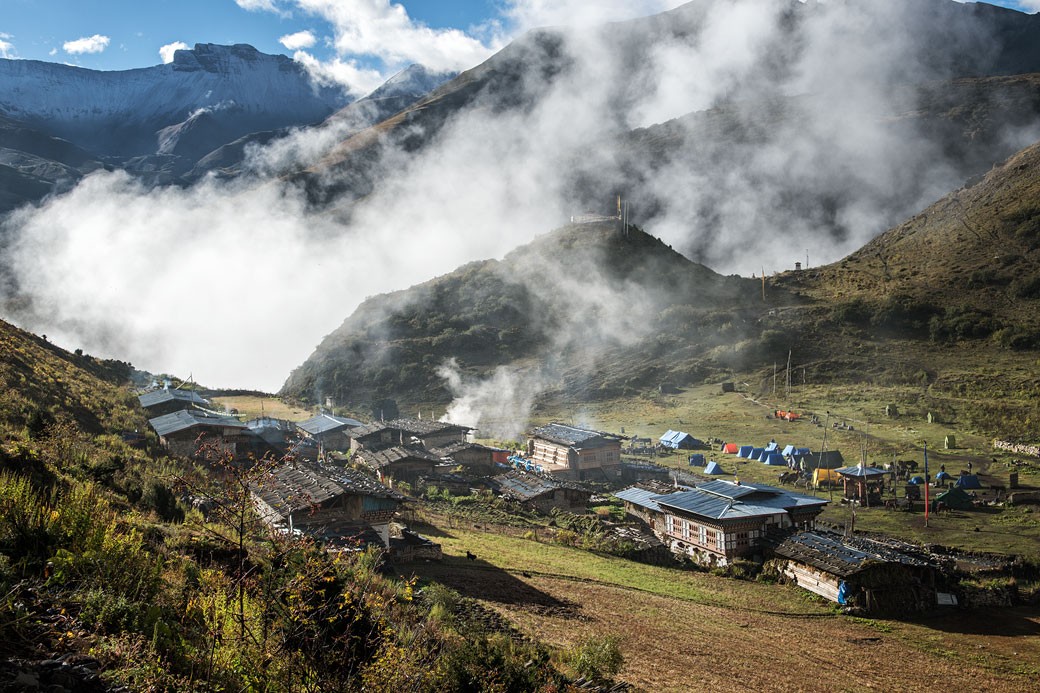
[813,468,842,488]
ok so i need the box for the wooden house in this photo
[771,531,940,614]
[251,465,405,548]
[527,423,624,481]
[490,470,591,513]
[245,417,298,457]
[652,480,828,566]
[355,445,442,483]
[614,481,688,537]
[350,418,472,453]
[137,388,209,417]
[148,409,253,462]
[296,413,365,452]
[429,441,497,474]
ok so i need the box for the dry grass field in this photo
[209,395,314,421]
[404,523,1040,692]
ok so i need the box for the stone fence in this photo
[993,439,1040,457]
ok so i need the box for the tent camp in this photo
[750,447,765,460]
[660,430,701,449]
[782,444,796,458]
[908,476,925,485]
[954,474,982,490]
[763,453,786,466]
[722,443,738,454]
[688,453,705,466]
[738,445,754,458]
[937,487,974,510]
[703,460,724,475]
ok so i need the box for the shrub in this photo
[928,306,1001,342]
[570,634,624,683]
[1009,272,1040,300]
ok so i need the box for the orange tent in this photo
[722,443,739,454]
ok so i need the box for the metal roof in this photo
[773,531,935,578]
[614,486,678,513]
[251,465,404,521]
[138,389,209,408]
[296,413,365,435]
[149,409,248,437]
[656,480,828,522]
[835,465,889,478]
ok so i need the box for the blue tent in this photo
[908,476,925,485]
[765,442,779,452]
[781,444,796,457]
[935,471,953,482]
[750,447,765,460]
[688,453,705,467]
[704,460,724,475]
[796,448,811,457]
[763,452,785,466]
[738,445,754,458]
[954,474,982,489]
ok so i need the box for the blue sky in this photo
[0,0,1036,92]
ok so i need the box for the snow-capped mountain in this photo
[0,43,351,158]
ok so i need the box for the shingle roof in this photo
[773,531,934,578]
[429,441,496,457]
[251,465,404,521]
[358,446,441,469]
[296,413,365,435]
[353,418,472,439]
[149,409,248,437]
[491,470,588,502]
[138,389,209,409]
[531,423,622,449]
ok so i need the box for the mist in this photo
[2,0,1038,404]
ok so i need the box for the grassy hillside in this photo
[281,222,789,406]
[0,319,596,691]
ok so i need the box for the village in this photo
[138,379,1040,618]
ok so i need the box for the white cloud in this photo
[0,34,13,59]
[291,49,383,96]
[279,29,316,50]
[158,41,189,64]
[503,0,683,28]
[1018,1,1040,12]
[49,48,57,56]
[63,34,110,55]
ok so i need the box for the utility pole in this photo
[785,350,792,398]
[924,442,930,528]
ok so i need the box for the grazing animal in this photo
[465,551,477,561]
